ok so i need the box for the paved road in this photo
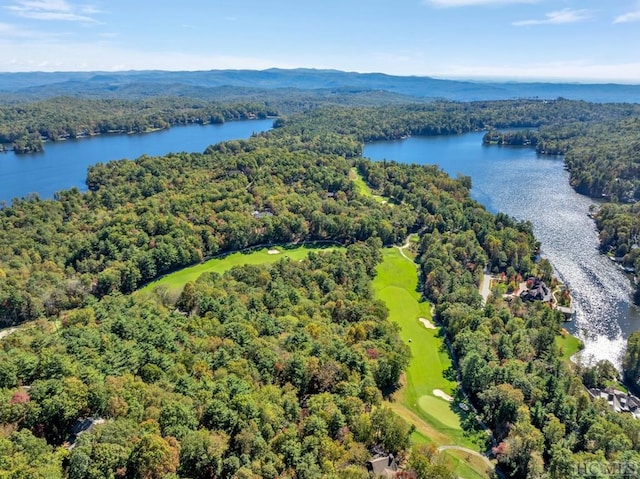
[436,445,493,469]
[479,268,492,305]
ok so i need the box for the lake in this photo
[0,118,274,203]
[365,132,640,368]
[2,120,634,367]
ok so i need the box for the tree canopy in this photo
[2,98,640,478]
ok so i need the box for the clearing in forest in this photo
[137,244,342,299]
[372,246,491,478]
[349,167,389,204]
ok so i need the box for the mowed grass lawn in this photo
[556,330,583,362]
[349,167,388,204]
[372,247,481,449]
[138,244,343,298]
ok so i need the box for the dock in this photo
[556,305,575,321]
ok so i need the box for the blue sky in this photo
[0,0,639,82]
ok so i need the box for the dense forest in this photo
[4,95,640,155]
[1,243,419,478]
[0,97,274,153]
[2,100,640,478]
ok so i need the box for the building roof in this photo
[367,454,398,478]
[587,387,640,418]
[66,417,106,449]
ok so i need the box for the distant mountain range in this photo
[1,68,639,103]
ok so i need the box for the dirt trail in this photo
[0,327,17,340]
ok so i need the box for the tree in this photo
[178,429,228,479]
[0,429,65,479]
[494,416,544,479]
[542,413,565,450]
[127,434,179,479]
[158,400,198,439]
[370,407,411,455]
[408,444,456,479]
[374,349,411,393]
[479,384,525,439]
[624,331,640,388]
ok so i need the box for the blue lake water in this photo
[0,120,634,367]
[0,119,273,203]
[365,132,640,368]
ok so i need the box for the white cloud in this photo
[424,0,537,7]
[614,10,640,23]
[0,38,294,72]
[0,22,28,36]
[0,21,68,39]
[5,0,100,23]
[79,5,102,15]
[513,8,592,26]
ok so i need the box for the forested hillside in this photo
[0,136,427,325]
[356,159,640,479]
[0,97,273,153]
[1,243,419,478]
[2,103,640,478]
[4,96,640,155]
[2,68,640,103]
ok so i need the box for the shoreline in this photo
[7,116,272,154]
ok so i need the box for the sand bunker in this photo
[418,317,436,329]
[433,389,453,402]
[267,249,280,255]
[0,328,18,340]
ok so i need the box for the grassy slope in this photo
[137,244,342,298]
[349,167,388,203]
[372,247,490,478]
[444,449,494,479]
[556,330,583,362]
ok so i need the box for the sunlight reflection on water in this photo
[365,133,640,369]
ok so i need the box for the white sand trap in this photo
[0,328,18,340]
[267,249,280,255]
[433,389,453,402]
[419,317,436,329]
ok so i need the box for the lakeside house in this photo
[519,277,552,302]
[500,275,574,321]
[587,388,640,419]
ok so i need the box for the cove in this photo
[0,118,273,204]
[364,132,640,368]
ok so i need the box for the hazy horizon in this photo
[1,67,639,87]
[1,0,639,83]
